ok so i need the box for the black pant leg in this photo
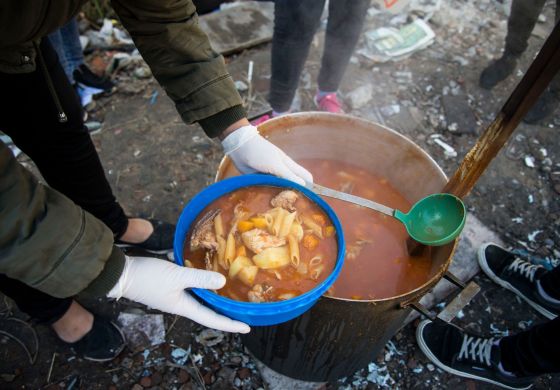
[539,266,560,301]
[0,40,128,238]
[505,0,548,56]
[317,0,370,92]
[500,316,560,376]
[269,0,326,112]
[0,274,72,324]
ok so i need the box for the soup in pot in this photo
[299,158,433,300]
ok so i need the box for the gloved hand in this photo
[221,125,313,186]
[107,256,250,333]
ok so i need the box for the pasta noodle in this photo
[302,215,323,238]
[310,264,325,281]
[309,255,323,267]
[290,222,304,242]
[279,211,297,238]
[272,209,288,236]
[225,232,236,268]
[287,234,300,267]
[216,236,227,269]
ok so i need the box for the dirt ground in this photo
[1,0,559,389]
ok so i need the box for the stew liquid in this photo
[300,158,432,300]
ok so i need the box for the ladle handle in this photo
[305,182,395,217]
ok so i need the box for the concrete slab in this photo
[199,1,274,55]
[254,214,503,387]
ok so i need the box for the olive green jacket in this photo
[0,0,246,137]
[0,143,125,298]
[0,0,246,298]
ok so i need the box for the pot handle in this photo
[402,271,481,323]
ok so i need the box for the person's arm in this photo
[111,0,244,138]
[0,142,124,298]
[110,0,313,185]
[0,143,248,332]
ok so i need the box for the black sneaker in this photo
[116,218,175,255]
[73,64,116,94]
[479,53,518,90]
[416,320,535,390]
[67,315,126,362]
[478,243,559,320]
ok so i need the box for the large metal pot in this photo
[216,113,459,381]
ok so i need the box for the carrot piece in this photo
[250,217,268,229]
[237,220,254,233]
[311,213,327,226]
[303,234,319,250]
[325,226,335,237]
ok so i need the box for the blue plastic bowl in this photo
[173,174,345,326]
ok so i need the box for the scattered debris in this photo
[358,19,435,62]
[524,156,536,168]
[117,312,166,352]
[196,329,225,347]
[432,137,458,158]
[527,230,543,242]
[347,84,373,109]
[171,346,191,366]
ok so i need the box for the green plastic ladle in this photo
[306,182,466,246]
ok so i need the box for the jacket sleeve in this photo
[111,0,247,138]
[0,143,125,298]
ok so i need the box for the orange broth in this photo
[183,186,338,302]
[299,158,432,300]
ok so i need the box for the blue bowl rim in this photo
[173,174,346,315]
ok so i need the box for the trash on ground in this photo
[358,19,435,62]
[347,84,373,109]
[524,156,536,168]
[431,136,457,158]
[117,312,166,352]
[196,329,225,347]
[171,346,191,366]
[234,80,249,92]
[527,230,543,242]
[380,104,401,117]
[366,362,396,388]
[85,18,134,50]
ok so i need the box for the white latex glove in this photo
[221,125,313,186]
[107,256,250,333]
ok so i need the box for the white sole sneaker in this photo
[478,243,556,320]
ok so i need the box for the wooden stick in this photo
[408,21,560,255]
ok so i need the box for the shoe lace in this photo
[458,334,494,367]
[507,258,541,282]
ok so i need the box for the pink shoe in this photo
[250,114,271,126]
[314,93,344,113]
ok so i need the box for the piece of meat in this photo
[346,239,372,260]
[270,190,298,212]
[190,209,220,251]
[247,284,273,303]
[229,202,252,235]
[241,228,286,254]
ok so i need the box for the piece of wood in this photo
[409,21,560,255]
